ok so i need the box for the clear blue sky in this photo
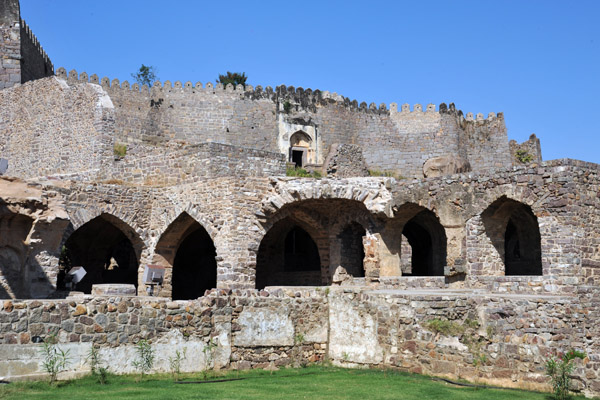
[20,0,600,163]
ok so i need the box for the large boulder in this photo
[423,155,471,178]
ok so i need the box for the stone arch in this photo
[469,185,541,218]
[372,203,447,277]
[399,206,447,276]
[151,212,217,299]
[480,196,542,276]
[256,214,325,289]
[62,213,144,294]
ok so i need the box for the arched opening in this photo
[172,226,217,300]
[256,219,322,289]
[153,212,217,300]
[482,197,542,275]
[289,131,312,168]
[338,222,365,277]
[400,209,446,276]
[63,214,141,294]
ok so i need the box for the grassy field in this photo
[0,366,570,400]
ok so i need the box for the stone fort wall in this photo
[0,0,53,90]
[47,68,515,180]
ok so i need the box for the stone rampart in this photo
[18,18,53,83]
[51,68,515,180]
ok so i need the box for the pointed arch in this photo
[63,213,144,294]
[481,196,542,275]
[256,216,324,289]
[390,203,447,277]
[152,212,217,299]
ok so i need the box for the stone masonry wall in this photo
[2,287,600,397]
[18,18,53,84]
[0,289,328,377]
[51,69,515,180]
[0,0,20,90]
[94,143,286,187]
[510,133,543,166]
[0,77,114,179]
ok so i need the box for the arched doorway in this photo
[400,209,446,276]
[63,214,141,294]
[256,219,322,289]
[289,131,312,167]
[482,197,542,275]
[153,212,217,300]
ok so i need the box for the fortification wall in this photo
[54,68,514,179]
[1,288,600,397]
[56,69,280,159]
[18,18,53,83]
[93,143,286,187]
[0,76,114,179]
[0,0,21,89]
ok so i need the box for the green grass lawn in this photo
[0,366,572,400]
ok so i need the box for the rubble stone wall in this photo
[1,288,600,397]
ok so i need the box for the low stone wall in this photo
[2,287,600,397]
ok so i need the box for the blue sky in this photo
[20,0,600,163]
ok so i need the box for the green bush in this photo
[40,332,70,385]
[515,149,533,163]
[113,143,127,158]
[286,167,321,178]
[425,319,464,336]
[546,349,586,400]
[131,339,154,379]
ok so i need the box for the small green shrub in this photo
[113,143,127,158]
[87,345,108,384]
[202,338,218,380]
[283,100,292,113]
[131,339,154,379]
[464,318,480,329]
[286,167,321,178]
[40,332,70,385]
[425,319,464,336]
[168,348,187,382]
[515,149,533,163]
[546,349,586,400]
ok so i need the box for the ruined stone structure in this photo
[1,1,600,397]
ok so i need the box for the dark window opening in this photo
[292,150,304,167]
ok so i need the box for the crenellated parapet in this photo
[55,67,504,121]
[19,18,53,77]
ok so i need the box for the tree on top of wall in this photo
[131,64,158,87]
[217,71,247,88]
